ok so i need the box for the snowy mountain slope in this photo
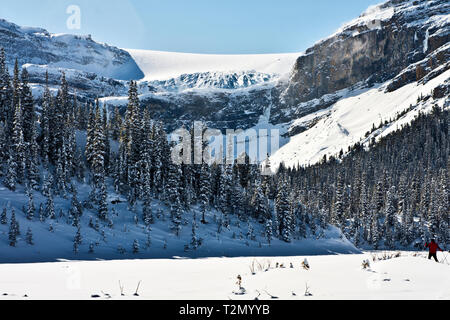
[283,0,450,106]
[0,253,447,300]
[0,19,143,80]
[147,71,278,92]
[126,49,300,81]
[270,69,450,169]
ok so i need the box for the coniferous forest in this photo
[0,47,448,253]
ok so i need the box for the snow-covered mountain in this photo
[269,0,450,167]
[0,19,143,81]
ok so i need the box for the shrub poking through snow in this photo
[305,283,313,296]
[302,259,310,270]
[233,275,246,295]
[132,240,139,254]
[362,259,370,269]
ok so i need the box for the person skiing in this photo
[425,239,443,262]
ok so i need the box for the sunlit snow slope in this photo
[126,49,301,81]
[270,69,450,169]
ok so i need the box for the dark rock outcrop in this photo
[282,0,450,107]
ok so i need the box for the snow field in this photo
[126,49,301,81]
[0,252,447,300]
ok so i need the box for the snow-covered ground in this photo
[0,252,448,300]
[126,49,301,81]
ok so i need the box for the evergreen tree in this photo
[11,101,26,183]
[9,209,18,247]
[26,227,34,245]
[26,186,35,220]
[1,207,7,225]
[20,68,34,144]
[132,239,140,254]
[73,227,82,253]
[265,219,273,245]
[199,163,211,224]
[384,186,397,248]
[276,178,292,243]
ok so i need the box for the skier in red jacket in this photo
[425,239,443,262]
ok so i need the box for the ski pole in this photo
[442,252,449,265]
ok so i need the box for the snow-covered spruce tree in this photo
[132,239,140,254]
[166,161,183,236]
[0,48,11,126]
[231,175,245,220]
[276,178,292,243]
[73,227,82,253]
[98,178,109,221]
[39,72,51,168]
[91,104,106,188]
[265,219,273,245]
[9,209,18,247]
[247,223,255,241]
[26,186,35,220]
[219,164,233,213]
[102,105,111,172]
[55,148,67,197]
[142,164,154,226]
[251,180,269,223]
[374,178,385,218]
[11,100,26,184]
[141,113,154,225]
[26,227,33,245]
[70,189,83,227]
[4,151,17,191]
[1,207,7,225]
[38,203,45,222]
[371,210,380,249]
[43,174,56,220]
[332,171,345,229]
[27,121,40,190]
[0,122,6,173]
[11,59,20,131]
[145,227,152,249]
[191,219,198,250]
[85,103,95,169]
[110,106,122,141]
[51,72,70,161]
[384,186,397,248]
[437,169,448,244]
[20,68,34,144]
[199,162,211,224]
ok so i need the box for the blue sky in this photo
[1,0,382,54]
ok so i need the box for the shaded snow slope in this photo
[126,49,301,81]
[0,184,358,264]
[0,253,447,300]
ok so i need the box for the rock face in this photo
[282,0,450,107]
[139,83,282,132]
[0,19,144,80]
